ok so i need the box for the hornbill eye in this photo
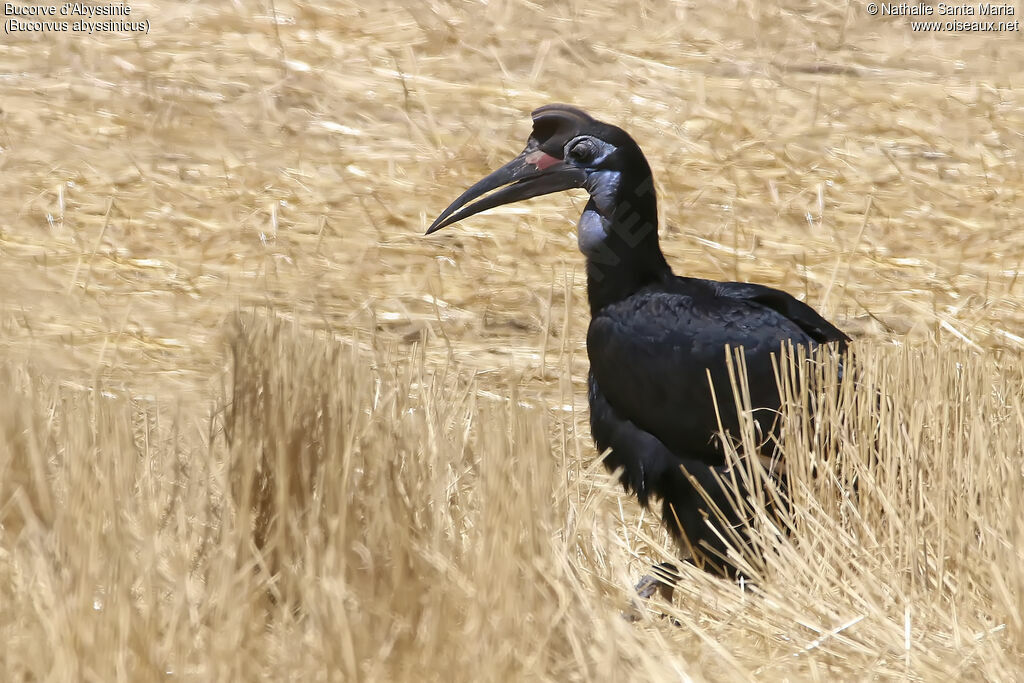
[568,138,598,164]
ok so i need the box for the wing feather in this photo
[587,282,843,465]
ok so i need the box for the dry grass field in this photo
[2,0,1023,680]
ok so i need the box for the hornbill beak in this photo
[426,145,587,234]
[426,105,599,235]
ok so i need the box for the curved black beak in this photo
[426,145,587,235]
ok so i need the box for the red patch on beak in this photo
[523,150,561,170]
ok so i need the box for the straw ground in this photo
[1,1,1022,680]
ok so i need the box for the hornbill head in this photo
[426,105,648,236]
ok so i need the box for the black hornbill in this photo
[426,105,849,588]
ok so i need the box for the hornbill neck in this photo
[581,164,672,315]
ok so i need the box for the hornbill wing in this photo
[709,280,850,346]
[587,287,840,467]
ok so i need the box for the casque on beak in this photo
[425,104,597,235]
